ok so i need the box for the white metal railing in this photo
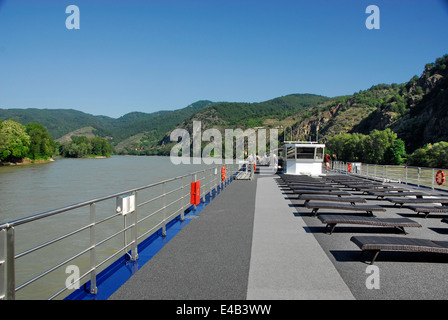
[0,163,240,300]
[330,161,448,192]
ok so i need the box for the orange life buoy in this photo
[436,170,446,185]
[221,166,226,181]
[347,163,352,173]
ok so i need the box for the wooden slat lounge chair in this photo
[292,190,351,197]
[285,180,336,185]
[386,197,448,208]
[318,214,421,234]
[298,195,366,205]
[286,181,334,186]
[304,201,386,216]
[367,187,410,193]
[289,185,341,191]
[344,182,387,187]
[368,190,428,199]
[350,235,448,264]
[407,205,448,218]
[348,185,393,191]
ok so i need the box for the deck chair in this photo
[304,201,386,216]
[298,195,366,205]
[350,235,448,264]
[407,205,448,218]
[386,197,448,208]
[348,185,393,192]
[292,190,352,198]
[368,190,428,199]
[318,214,421,234]
[289,185,341,191]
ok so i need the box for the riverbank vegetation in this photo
[0,119,113,164]
[407,141,448,168]
[326,129,406,165]
[0,119,55,163]
[326,128,448,168]
[58,136,113,158]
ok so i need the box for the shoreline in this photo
[0,158,55,166]
[0,155,112,166]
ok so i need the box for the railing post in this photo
[418,168,421,187]
[89,203,97,295]
[432,168,435,190]
[131,191,139,261]
[405,166,408,185]
[5,227,15,300]
[162,182,167,236]
[209,168,213,202]
[181,176,185,221]
[0,229,5,300]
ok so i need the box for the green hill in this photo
[0,100,215,153]
[1,54,447,156]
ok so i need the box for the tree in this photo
[0,120,31,162]
[427,141,448,168]
[384,138,406,165]
[365,129,396,164]
[26,123,56,160]
[326,129,406,165]
[407,142,448,168]
[59,136,113,158]
[408,147,430,167]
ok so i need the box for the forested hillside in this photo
[0,100,214,154]
[289,54,448,153]
[1,54,447,161]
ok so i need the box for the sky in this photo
[0,0,447,118]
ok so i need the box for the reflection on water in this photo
[0,156,217,299]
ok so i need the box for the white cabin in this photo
[283,142,326,176]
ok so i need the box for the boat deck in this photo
[108,168,448,300]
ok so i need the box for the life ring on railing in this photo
[436,170,446,185]
[221,166,226,182]
[347,163,352,173]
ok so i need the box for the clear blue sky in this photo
[0,0,447,118]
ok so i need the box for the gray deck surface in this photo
[110,170,448,300]
[109,171,257,300]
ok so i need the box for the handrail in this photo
[0,165,223,230]
[331,161,448,192]
[0,162,241,300]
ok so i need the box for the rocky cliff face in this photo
[290,55,448,152]
[392,71,448,151]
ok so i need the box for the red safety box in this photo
[190,181,201,205]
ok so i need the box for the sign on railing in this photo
[116,193,136,216]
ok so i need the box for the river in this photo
[0,156,221,299]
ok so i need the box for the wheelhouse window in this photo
[286,146,295,160]
[295,147,314,159]
[315,147,324,160]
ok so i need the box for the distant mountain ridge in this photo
[1,54,447,155]
[0,100,215,153]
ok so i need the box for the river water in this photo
[0,156,221,299]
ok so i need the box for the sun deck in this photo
[77,168,448,300]
[108,168,354,300]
